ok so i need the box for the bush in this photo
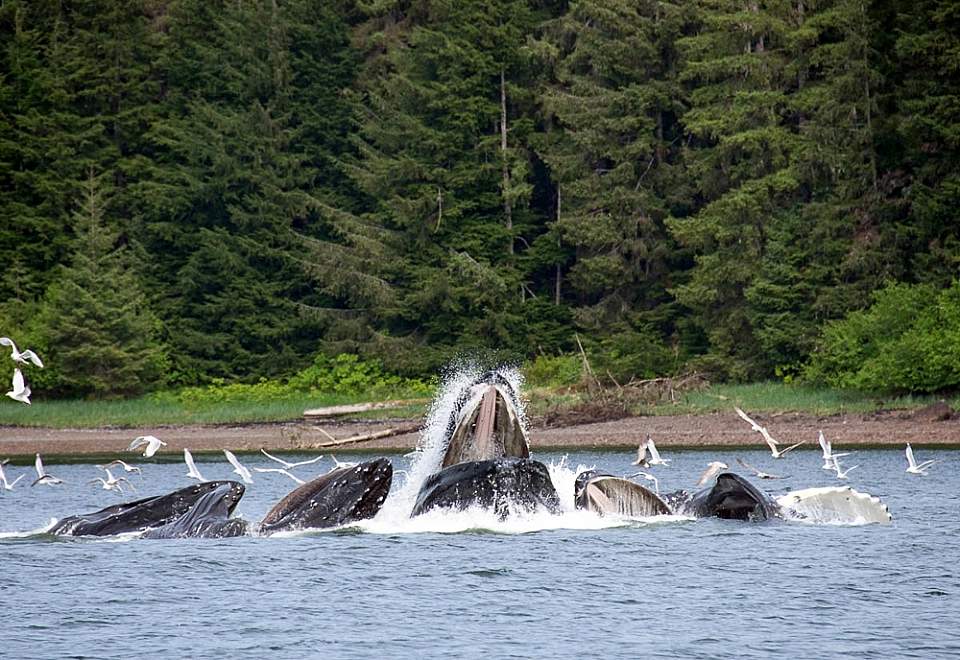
[804,281,960,393]
[523,354,582,388]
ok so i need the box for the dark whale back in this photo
[411,458,561,518]
[50,481,245,536]
[142,484,249,539]
[259,458,393,534]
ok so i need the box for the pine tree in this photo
[36,172,164,398]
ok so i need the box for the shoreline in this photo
[1,408,958,460]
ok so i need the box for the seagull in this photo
[735,457,788,479]
[696,461,728,487]
[832,454,859,480]
[905,443,938,475]
[224,449,253,484]
[817,430,850,470]
[183,448,206,481]
[626,470,660,494]
[0,337,44,368]
[96,459,142,475]
[254,467,305,485]
[632,439,650,467]
[31,453,63,486]
[90,468,134,493]
[646,436,670,466]
[734,407,804,458]
[6,368,31,405]
[0,461,24,490]
[259,448,325,470]
[128,435,167,458]
[328,454,357,470]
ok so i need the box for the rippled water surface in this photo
[3,446,959,658]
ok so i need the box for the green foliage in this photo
[151,353,433,406]
[804,281,960,393]
[522,354,582,388]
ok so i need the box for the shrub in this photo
[523,354,582,388]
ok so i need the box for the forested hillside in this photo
[1,0,957,396]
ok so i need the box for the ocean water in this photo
[2,445,958,659]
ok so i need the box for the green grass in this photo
[0,392,428,428]
[1,381,956,428]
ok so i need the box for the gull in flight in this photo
[97,459,142,475]
[734,407,804,458]
[817,430,850,470]
[0,461,24,490]
[633,439,650,467]
[646,436,670,466]
[128,435,167,458]
[259,448,324,470]
[6,368,31,405]
[0,337,44,368]
[183,448,206,481]
[905,443,938,475]
[626,470,660,494]
[254,467,306,485]
[31,453,64,486]
[329,454,357,470]
[224,449,253,484]
[90,468,134,494]
[696,461,728,487]
[831,454,859,480]
[735,457,788,479]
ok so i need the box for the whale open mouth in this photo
[441,380,529,469]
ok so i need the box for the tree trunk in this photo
[500,68,513,256]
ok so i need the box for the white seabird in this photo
[224,449,253,484]
[31,453,63,486]
[6,368,31,405]
[735,407,804,458]
[253,467,305,485]
[626,470,660,494]
[183,448,206,482]
[632,438,650,467]
[128,435,167,458]
[817,430,850,470]
[90,468,134,494]
[831,454,859,480]
[905,443,938,475]
[735,457,788,479]
[646,436,670,466]
[259,448,324,470]
[696,461,729,487]
[97,459,142,475]
[0,461,24,490]
[0,337,44,368]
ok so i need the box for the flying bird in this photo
[183,448,206,482]
[817,430,850,470]
[253,467,305,485]
[128,435,167,458]
[90,468,134,494]
[31,453,63,486]
[6,368,31,405]
[734,407,804,458]
[0,337,44,368]
[905,443,938,475]
[832,454,859,480]
[696,461,729,487]
[0,461,24,490]
[328,455,357,470]
[626,470,660,494]
[259,448,324,470]
[224,449,253,484]
[97,459,142,475]
[632,439,650,467]
[646,436,670,466]
[735,457,788,480]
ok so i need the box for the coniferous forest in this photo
[1,0,959,398]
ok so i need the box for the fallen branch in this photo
[309,425,419,449]
[303,399,427,420]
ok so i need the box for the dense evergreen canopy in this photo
[0,0,957,395]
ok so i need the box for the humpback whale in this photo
[49,481,246,536]
[411,371,560,517]
[259,458,393,534]
[573,470,671,518]
[142,484,250,539]
[674,472,781,521]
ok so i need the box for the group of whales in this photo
[48,371,891,539]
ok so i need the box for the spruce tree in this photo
[37,172,164,398]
